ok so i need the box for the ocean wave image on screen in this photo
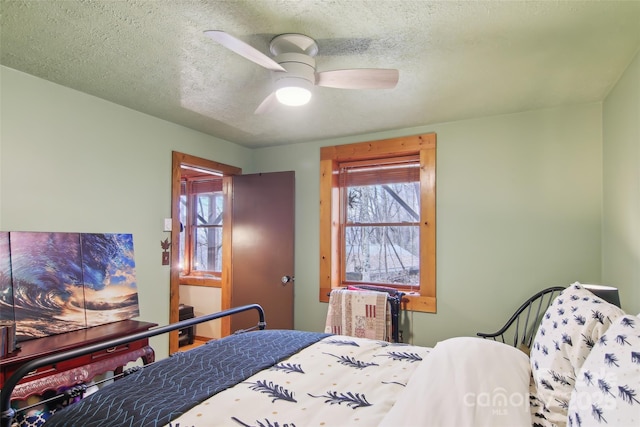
[81,233,139,327]
[9,232,86,340]
[7,232,140,340]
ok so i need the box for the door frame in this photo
[169,151,241,354]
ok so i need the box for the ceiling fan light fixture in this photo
[275,78,313,106]
[205,31,398,113]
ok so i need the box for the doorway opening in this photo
[169,151,241,354]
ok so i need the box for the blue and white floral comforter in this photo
[42,329,551,427]
[168,334,431,427]
[43,330,331,426]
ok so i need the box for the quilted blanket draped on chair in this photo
[324,289,389,341]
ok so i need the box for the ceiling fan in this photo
[204,30,399,114]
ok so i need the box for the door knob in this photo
[281,275,294,285]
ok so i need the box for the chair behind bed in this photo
[476,286,564,353]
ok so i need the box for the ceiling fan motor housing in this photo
[273,52,316,91]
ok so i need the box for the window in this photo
[342,157,420,287]
[179,172,224,277]
[319,133,436,313]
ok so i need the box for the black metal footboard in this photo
[0,304,266,427]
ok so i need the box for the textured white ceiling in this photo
[2,0,639,148]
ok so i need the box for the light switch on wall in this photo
[164,218,172,232]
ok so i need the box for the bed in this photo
[1,283,638,427]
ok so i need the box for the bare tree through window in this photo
[342,161,420,287]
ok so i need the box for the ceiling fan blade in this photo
[316,69,399,89]
[204,30,286,72]
[254,91,278,115]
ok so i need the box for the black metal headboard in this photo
[476,286,565,351]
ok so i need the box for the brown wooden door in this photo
[228,171,294,333]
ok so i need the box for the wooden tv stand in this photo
[0,320,156,401]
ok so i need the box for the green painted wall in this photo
[0,66,253,358]
[254,104,604,346]
[602,50,640,316]
[2,54,636,352]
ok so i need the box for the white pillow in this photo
[530,283,625,426]
[379,337,531,427]
[567,315,640,426]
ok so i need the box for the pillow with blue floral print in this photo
[567,314,640,426]
[530,283,625,427]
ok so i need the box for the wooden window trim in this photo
[319,133,436,313]
[178,275,222,288]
